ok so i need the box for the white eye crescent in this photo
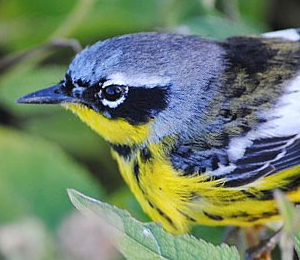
[98,84,128,108]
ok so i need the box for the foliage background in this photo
[0,0,300,259]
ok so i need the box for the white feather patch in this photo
[209,163,237,176]
[262,28,300,41]
[227,74,300,162]
[104,72,170,88]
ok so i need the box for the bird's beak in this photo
[16,83,79,105]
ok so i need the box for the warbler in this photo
[17,28,300,235]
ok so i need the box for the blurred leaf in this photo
[23,111,121,190]
[51,0,97,39]
[0,0,77,51]
[155,0,208,28]
[23,112,112,161]
[0,65,67,115]
[0,0,160,52]
[69,189,240,260]
[294,233,300,259]
[238,0,270,25]
[179,15,265,39]
[73,0,159,43]
[0,126,104,228]
[274,190,300,235]
[0,177,29,222]
[274,190,300,260]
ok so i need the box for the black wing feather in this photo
[223,135,300,187]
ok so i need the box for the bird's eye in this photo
[99,84,128,108]
[102,85,123,101]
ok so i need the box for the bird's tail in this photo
[262,28,300,42]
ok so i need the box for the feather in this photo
[263,28,300,41]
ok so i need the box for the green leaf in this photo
[0,0,160,52]
[0,65,67,115]
[274,190,300,260]
[239,0,269,24]
[181,15,264,39]
[68,189,240,260]
[274,190,300,235]
[0,126,104,228]
[294,233,300,258]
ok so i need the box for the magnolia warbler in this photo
[17,28,300,235]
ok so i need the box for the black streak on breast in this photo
[110,143,133,160]
[203,211,224,221]
[133,161,140,182]
[140,146,152,163]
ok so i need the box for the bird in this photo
[17,28,300,235]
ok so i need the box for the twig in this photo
[0,38,81,75]
[244,229,282,260]
[0,0,96,81]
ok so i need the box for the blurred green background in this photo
[0,0,300,259]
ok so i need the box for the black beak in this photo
[16,83,79,105]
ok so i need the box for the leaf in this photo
[0,126,104,228]
[274,190,300,260]
[239,0,269,23]
[179,15,264,39]
[68,189,240,260]
[0,0,160,52]
[294,233,300,258]
[274,190,300,235]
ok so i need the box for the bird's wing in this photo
[206,66,300,187]
[208,30,300,187]
[216,134,300,187]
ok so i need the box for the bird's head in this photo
[17,33,225,146]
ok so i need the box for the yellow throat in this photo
[63,104,151,145]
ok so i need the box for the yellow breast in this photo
[112,142,213,234]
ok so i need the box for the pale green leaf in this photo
[274,190,300,260]
[274,190,300,235]
[68,189,240,260]
[294,233,300,258]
